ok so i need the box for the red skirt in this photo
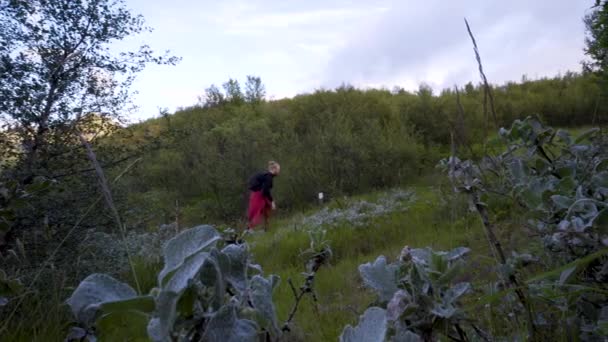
[247,191,271,229]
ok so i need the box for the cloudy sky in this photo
[119,0,595,121]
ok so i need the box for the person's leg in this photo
[246,191,258,231]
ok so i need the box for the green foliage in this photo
[584,1,608,78]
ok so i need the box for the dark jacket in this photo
[248,171,274,201]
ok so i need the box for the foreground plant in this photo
[442,117,608,340]
[496,118,608,340]
[66,225,281,341]
[341,246,477,342]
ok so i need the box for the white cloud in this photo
[323,0,593,92]
[121,0,595,121]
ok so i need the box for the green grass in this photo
[0,271,73,342]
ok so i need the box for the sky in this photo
[118,0,595,122]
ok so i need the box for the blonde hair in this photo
[268,160,280,172]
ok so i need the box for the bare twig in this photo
[282,248,330,332]
[282,278,306,331]
[78,133,141,294]
[464,18,498,136]
[471,323,492,342]
[471,190,537,339]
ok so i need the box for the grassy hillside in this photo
[110,179,507,341]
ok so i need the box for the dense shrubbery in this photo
[124,72,606,227]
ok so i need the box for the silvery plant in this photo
[297,189,416,230]
[341,246,476,342]
[66,225,282,341]
[438,117,608,341]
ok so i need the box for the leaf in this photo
[386,290,412,321]
[200,250,225,311]
[431,305,457,318]
[570,145,590,156]
[148,291,179,342]
[556,166,575,179]
[392,329,422,342]
[250,275,280,334]
[158,225,220,285]
[359,256,399,302]
[66,274,137,327]
[595,209,608,227]
[574,128,599,144]
[559,266,577,285]
[446,247,471,261]
[162,251,210,293]
[65,327,88,341]
[551,195,574,210]
[437,253,468,285]
[219,244,249,293]
[96,310,150,342]
[175,286,197,318]
[430,251,448,276]
[409,248,432,264]
[592,171,608,188]
[99,295,155,315]
[444,282,471,303]
[556,129,572,145]
[555,176,576,195]
[339,307,387,342]
[509,159,527,182]
[201,304,258,342]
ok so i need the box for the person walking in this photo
[247,161,280,231]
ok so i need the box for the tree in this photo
[200,84,225,108]
[0,0,178,259]
[245,75,266,104]
[584,1,608,78]
[0,0,179,184]
[222,78,244,105]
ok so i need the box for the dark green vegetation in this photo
[1,0,608,341]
